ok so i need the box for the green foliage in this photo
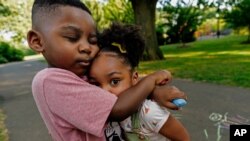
[139,35,250,88]
[224,0,250,28]
[83,0,106,29]
[224,0,250,42]
[159,0,205,44]
[22,47,36,56]
[0,0,32,44]
[156,24,167,45]
[0,55,7,63]
[0,41,24,64]
[103,0,134,24]
[0,2,11,16]
[84,0,134,30]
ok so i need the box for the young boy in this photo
[89,22,190,141]
[27,0,187,141]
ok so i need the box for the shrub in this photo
[0,56,8,64]
[0,42,24,64]
[156,25,167,46]
[22,47,36,56]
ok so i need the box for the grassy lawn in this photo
[139,35,250,88]
[0,109,8,141]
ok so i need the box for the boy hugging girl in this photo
[27,0,189,141]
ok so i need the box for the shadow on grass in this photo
[240,40,250,44]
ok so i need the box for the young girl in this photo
[89,23,190,141]
[27,0,187,141]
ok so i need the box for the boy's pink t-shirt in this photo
[32,68,117,141]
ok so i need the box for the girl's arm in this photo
[159,115,190,141]
[109,70,171,121]
[152,85,187,110]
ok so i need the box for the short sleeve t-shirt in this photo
[139,100,170,141]
[121,100,170,141]
[32,68,117,141]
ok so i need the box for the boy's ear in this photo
[132,71,139,85]
[27,30,44,53]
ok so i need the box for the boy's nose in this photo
[78,42,91,54]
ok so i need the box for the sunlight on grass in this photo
[164,52,205,57]
[139,35,250,88]
[208,51,250,56]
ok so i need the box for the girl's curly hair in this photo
[98,22,145,70]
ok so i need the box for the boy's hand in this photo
[152,85,187,110]
[149,70,172,85]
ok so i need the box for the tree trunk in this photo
[130,0,164,60]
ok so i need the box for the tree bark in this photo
[130,0,164,60]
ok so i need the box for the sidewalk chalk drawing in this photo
[204,112,250,141]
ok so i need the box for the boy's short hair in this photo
[31,0,91,29]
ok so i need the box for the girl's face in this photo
[89,52,138,96]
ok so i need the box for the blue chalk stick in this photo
[172,99,187,107]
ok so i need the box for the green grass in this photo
[0,109,8,141]
[139,35,250,88]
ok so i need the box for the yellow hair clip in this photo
[111,42,127,53]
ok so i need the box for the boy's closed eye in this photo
[88,34,97,45]
[89,80,100,87]
[63,34,80,42]
[60,26,82,42]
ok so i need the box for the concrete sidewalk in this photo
[0,59,250,141]
[0,60,51,141]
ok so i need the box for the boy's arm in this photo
[159,115,190,141]
[108,70,171,121]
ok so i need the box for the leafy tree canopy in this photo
[84,0,133,30]
[0,0,32,44]
[224,0,250,42]
[159,0,205,44]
